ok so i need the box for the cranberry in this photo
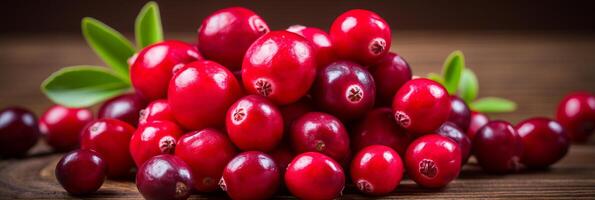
[40,105,93,152]
[130,121,183,167]
[131,40,201,100]
[138,99,176,126]
[198,7,269,70]
[467,111,490,141]
[330,9,391,66]
[473,120,523,174]
[285,152,345,200]
[290,112,350,164]
[80,119,135,178]
[268,145,294,176]
[286,25,335,68]
[175,128,237,192]
[351,108,410,156]
[0,107,40,157]
[220,151,280,200]
[168,60,242,130]
[136,155,193,200]
[226,95,284,151]
[369,53,412,106]
[392,78,451,135]
[98,93,147,126]
[242,31,317,105]
[556,92,595,142]
[279,97,314,131]
[437,122,472,165]
[405,134,461,188]
[516,117,570,168]
[447,96,471,131]
[55,149,107,195]
[350,145,403,195]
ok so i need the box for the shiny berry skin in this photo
[131,40,202,100]
[330,9,391,66]
[279,97,314,131]
[286,25,335,68]
[55,149,107,195]
[467,111,490,141]
[556,92,595,142]
[80,119,135,178]
[285,152,345,200]
[473,120,523,174]
[312,61,376,121]
[369,53,412,107]
[0,107,40,157]
[98,93,148,127]
[351,108,410,156]
[198,7,269,70]
[405,134,461,188]
[130,121,184,167]
[392,78,451,135]
[516,117,570,168]
[290,112,350,164]
[226,95,284,151]
[138,99,175,126]
[220,151,280,200]
[447,96,471,131]
[40,105,93,152]
[168,60,242,130]
[437,122,472,165]
[136,155,193,200]
[350,145,403,195]
[175,129,237,192]
[242,31,317,105]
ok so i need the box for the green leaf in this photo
[82,17,135,81]
[41,66,131,108]
[470,97,517,113]
[442,50,465,95]
[458,68,479,104]
[427,73,445,85]
[135,1,163,48]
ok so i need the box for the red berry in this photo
[220,151,280,200]
[131,40,201,100]
[556,92,595,142]
[198,7,269,70]
[175,129,237,192]
[279,97,315,131]
[312,61,375,121]
[138,99,176,126]
[168,60,242,130]
[242,31,317,105]
[350,145,403,195]
[369,52,412,106]
[98,93,147,127]
[392,78,451,135]
[226,95,284,151]
[55,149,107,195]
[467,111,489,141]
[290,112,350,164]
[130,121,184,167]
[40,105,93,152]
[286,25,335,68]
[268,145,294,176]
[80,119,135,178]
[351,108,410,156]
[473,120,523,174]
[330,9,391,65]
[285,152,345,200]
[437,122,472,165]
[447,96,471,131]
[516,117,570,168]
[405,134,461,188]
[0,107,40,157]
[136,155,193,200]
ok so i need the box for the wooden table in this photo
[0,31,594,199]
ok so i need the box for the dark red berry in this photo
[516,117,570,168]
[447,96,471,131]
[279,97,315,131]
[220,151,280,200]
[351,145,403,195]
[55,149,107,195]
[556,92,595,142]
[290,112,350,164]
[473,120,523,174]
[285,152,345,200]
[405,134,461,188]
[138,99,176,126]
[98,93,147,127]
[369,52,412,107]
[286,25,335,68]
[467,111,489,141]
[40,105,93,152]
[268,145,294,176]
[136,155,193,200]
[0,107,40,157]
[351,108,410,156]
[226,95,284,151]
[80,119,135,178]
[130,121,183,167]
[437,122,472,165]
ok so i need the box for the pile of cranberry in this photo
[1,7,594,200]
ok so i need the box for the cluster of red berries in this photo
[1,6,594,199]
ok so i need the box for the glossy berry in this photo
[131,40,201,100]
[98,93,147,126]
[136,155,193,200]
[80,119,135,178]
[473,120,523,174]
[55,149,107,195]
[330,9,391,65]
[285,152,345,200]
[286,25,335,68]
[226,95,284,151]
[516,117,570,168]
[312,61,375,121]
[290,112,350,164]
[392,78,451,135]
[138,99,176,126]
[447,96,471,131]
[175,129,237,192]
[40,105,93,152]
[467,111,490,141]
[351,108,410,156]
[279,97,315,131]
[198,7,269,70]
[0,107,40,157]
[556,92,595,142]
[369,53,412,106]
[351,145,403,195]
[437,122,472,165]
[220,151,280,200]
[168,60,242,130]
[242,31,317,105]
[405,134,461,188]
[130,121,183,167]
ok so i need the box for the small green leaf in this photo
[82,17,135,80]
[442,50,465,95]
[458,68,479,104]
[470,97,517,113]
[135,1,163,48]
[41,66,131,108]
[427,73,445,85]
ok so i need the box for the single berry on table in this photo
[0,107,40,157]
[473,120,523,174]
[136,155,193,200]
[556,92,595,142]
[516,117,570,168]
[55,149,107,195]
